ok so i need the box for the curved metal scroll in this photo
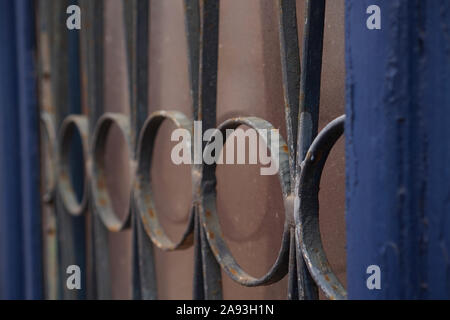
[296,115,346,300]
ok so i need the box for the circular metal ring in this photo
[58,115,90,216]
[296,114,347,300]
[91,113,134,232]
[199,116,291,286]
[134,110,195,251]
[40,112,57,204]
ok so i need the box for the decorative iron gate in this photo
[38,0,345,300]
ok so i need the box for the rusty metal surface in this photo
[37,0,346,300]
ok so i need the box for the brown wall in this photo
[102,0,345,300]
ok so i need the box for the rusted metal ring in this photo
[296,114,347,300]
[134,110,195,251]
[40,112,57,204]
[91,113,133,232]
[199,116,291,286]
[58,115,90,216]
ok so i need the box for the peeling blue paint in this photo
[346,0,450,299]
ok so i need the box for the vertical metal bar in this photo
[297,0,325,159]
[15,0,44,300]
[67,0,87,300]
[50,0,86,300]
[287,232,298,299]
[36,0,60,300]
[0,0,24,300]
[279,0,324,300]
[278,0,301,184]
[50,0,70,299]
[123,0,157,300]
[278,0,303,300]
[80,0,111,300]
[124,0,149,149]
[78,0,94,300]
[184,0,200,120]
[184,0,204,300]
[295,0,326,300]
[188,0,223,300]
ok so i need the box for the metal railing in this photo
[38,0,345,300]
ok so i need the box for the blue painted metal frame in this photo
[346,0,450,299]
[0,0,24,300]
[0,0,43,299]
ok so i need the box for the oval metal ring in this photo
[296,114,347,300]
[199,116,291,286]
[134,110,195,251]
[40,112,57,204]
[58,115,90,216]
[91,113,133,232]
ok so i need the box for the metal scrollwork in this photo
[39,0,346,300]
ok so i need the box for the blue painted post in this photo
[15,0,44,299]
[0,0,43,299]
[0,0,24,300]
[346,0,450,299]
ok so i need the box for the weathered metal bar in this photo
[195,0,223,300]
[296,0,325,160]
[50,0,87,300]
[79,0,112,300]
[15,0,44,300]
[123,0,156,300]
[36,0,60,300]
[0,0,25,300]
[78,0,95,300]
[278,0,301,185]
[278,0,324,300]
[278,0,304,301]
[183,0,203,299]
[184,0,200,120]
[293,0,326,300]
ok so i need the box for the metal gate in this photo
[38,0,345,300]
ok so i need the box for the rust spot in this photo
[324,274,330,282]
[205,210,211,218]
[148,209,155,218]
[156,229,162,236]
[210,244,218,254]
[332,284,338,291]
[229,267,237,276]
[99,198,107,206]
[47,228,56,236]
[141,213,149,225]
[282,145,289,153]
[208,231,215,239]
[97,177,105,190]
